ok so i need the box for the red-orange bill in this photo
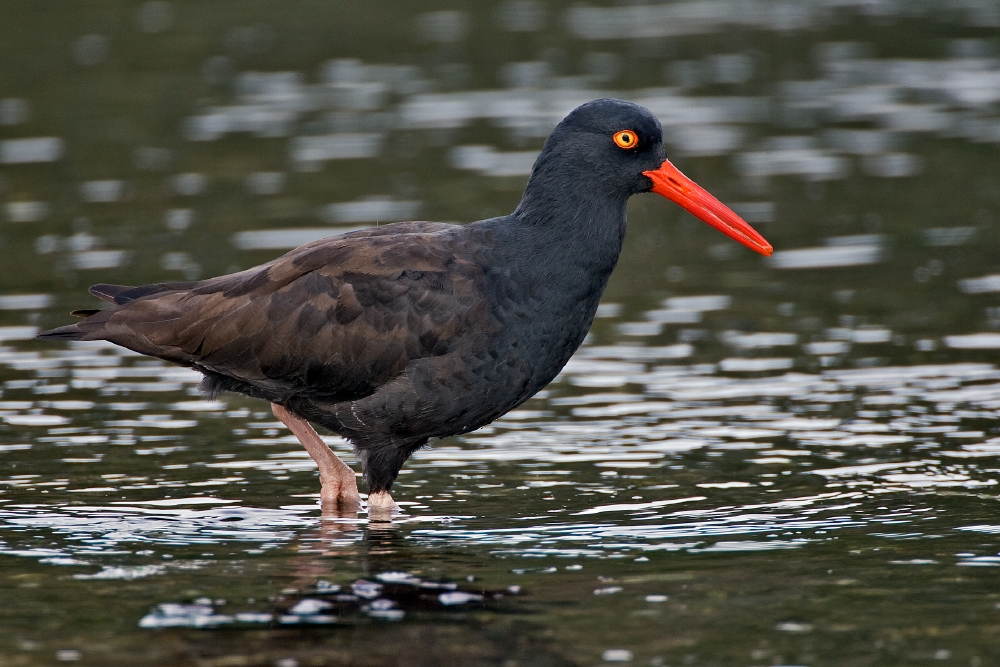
[643,159,773,257]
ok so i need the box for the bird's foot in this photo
[367,490,398,509]
[366,490,400,523]
[319,476,362,517]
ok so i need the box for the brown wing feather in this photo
[55,222,486,403]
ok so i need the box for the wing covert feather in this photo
[90,223,491,403]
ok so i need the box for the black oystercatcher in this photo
[38,99,772,514]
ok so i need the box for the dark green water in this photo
[4,2,1000,665]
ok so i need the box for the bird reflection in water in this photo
[290,503,402,566]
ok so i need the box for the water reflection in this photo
[137,570,518,628]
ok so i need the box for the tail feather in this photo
[91,282,197,305]
[36,323,88,341]
[89,283,135,303]
[38,279,202,346]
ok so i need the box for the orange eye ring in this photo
[613,129,639,150]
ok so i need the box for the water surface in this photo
[3,2,1000,665]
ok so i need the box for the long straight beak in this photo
[643,159,773,256]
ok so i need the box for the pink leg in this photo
[271,403,361,510]
[367,490,400,523]
[368,490,399,509]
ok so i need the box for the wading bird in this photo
[38,99,772,515]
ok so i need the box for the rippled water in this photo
[5,2,1000,665]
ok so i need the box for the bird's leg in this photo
[356,450,403,520]
[367,490,397,508]
[271,403,361,510]
[366,490,400,523]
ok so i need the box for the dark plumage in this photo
[38,99,771,511]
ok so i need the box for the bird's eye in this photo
[613,130,639,150]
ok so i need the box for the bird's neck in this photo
[510,175,630,278]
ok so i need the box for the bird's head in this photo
[534,98,772,256]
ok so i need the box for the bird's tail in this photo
[35,284,138,341]
[36,322,88,341]
[36,309,117,341]
[35,280,208,343]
